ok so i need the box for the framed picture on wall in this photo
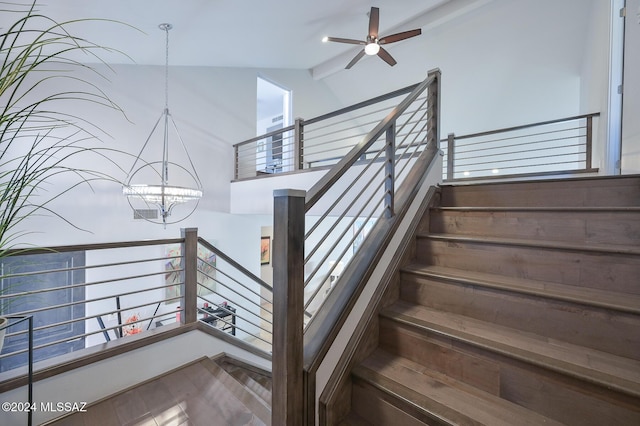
[165,244,216,304]
[260,236,271,265]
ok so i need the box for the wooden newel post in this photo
[586,115,593,170]
[181,227,198,324]
[272,189,305,426]
[427,68,441,150]
[447,133,455,181]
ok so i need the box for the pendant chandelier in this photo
[123,23,203,226]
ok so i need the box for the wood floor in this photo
[45,355,272,426]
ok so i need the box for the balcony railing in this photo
[233,84,421,180]
[0,229,272,381]
[442,113,600,180]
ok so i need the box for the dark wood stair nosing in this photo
[381,305,640,400]
[353,350,565,426]
[400,265,640,316]
[417,233,640,256]
[432,206,640,212]
[351,369,463,426]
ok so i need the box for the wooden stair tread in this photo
[402,264,640,315]
[439,175,640,208]
[382,301,640,398]
[214,355,272,404]
[433,206,640,212]
[354,349,564,426]
[418,232,640,255]
[200,357,271,425]
[337,412,374,425]
[227,368,272,406]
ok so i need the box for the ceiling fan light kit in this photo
[323,6,422,69]
[364,41,380,56]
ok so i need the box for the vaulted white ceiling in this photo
[2,0,476,76]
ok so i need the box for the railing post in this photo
[586,115,593,170]
[181,227,198,324]
[447,133,455,181]
[427,68,441,150]
[384,121,396,218]
[233,145,239,180]
[272,189,305,426]
[294,117,304,170]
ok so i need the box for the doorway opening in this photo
[256,76,292,173]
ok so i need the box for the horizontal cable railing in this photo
[233,84,419,180]
[271,69,441,423]
[195,236,273,354]
[441,113,600,180]
[302,90,433,320]
[0,230,271,375]
[235,125,296,179]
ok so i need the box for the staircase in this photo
[343,176,640,425]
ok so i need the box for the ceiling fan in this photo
[322,6,422,69]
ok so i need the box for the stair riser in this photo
[379,319,640,426]
[350,377,452,426]
[416,238,640,294]
[400,274,640,360]
[440,177,640,208]
[430,210,640,246]
[379,317,501,395]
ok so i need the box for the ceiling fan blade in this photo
[325,36,366,45]
[369,7,380,38]
[379,29,422,45]
[346,49,366,69]
[377,47,397,67]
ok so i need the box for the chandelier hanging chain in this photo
[161,23,172,186]
[164,24,170,111]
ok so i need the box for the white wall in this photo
[622,0,640,173]
[320,0,592,137]
[8,61,343,246]
[580,0,611,172]
[10,0,613,250]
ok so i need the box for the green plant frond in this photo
[1,14,137,80]
[2,75,127,130]
[1,1,141,252]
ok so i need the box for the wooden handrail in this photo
[442,112,600,181]
[450,112,600,141]
[270,69,441,424]
[197,237,273,293]
[233,83,420,151]
[305,73,436,212]
[304,83,420,126]
[0,237,184,257]
[232,83,421,181]
[232,124,296,149]
[0,229,273,396]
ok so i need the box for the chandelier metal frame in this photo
[123,23,203,226]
